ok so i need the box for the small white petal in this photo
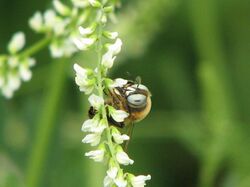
[82,133,101,146]
[101,51,116,69]
[53,0,71,16]
[130,174,151,187]
[111,78,128,88]
[113,133,129,144]
[2,86,13,99]
[8,57,18,68]
[73,37,96,50]
[88,0,101,7]
[108,38,122,55]
[81,119,98,132]
[19,61,33,81]
[85,149,104,162]
[8,32,25,54]
[44,9,57,29]
[29,11,44,32]
[104,175,113,187]
[114,175,127,187]
[107,167,118,179]
[103,31,118,40]
[74,63,88,78]
[79,25,96,35]
[7,73,21,91]
[53,18,69,36]
[49,42,64,58]
[71,0,89,8]
[116,148,134,165]
[88,94,104,110]
[109,107,129,122]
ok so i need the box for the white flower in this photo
[94,119,107,133]
[114,172,127,187]
[81,119,99,132]
[8,57,18,68]
[104,175,113,187]
[107,166,118,179]
[103,31,118,40]
[111,78,128,88]
[52,18,69,36]
[74,63,88,78]
[108,38,122,55]
[116,146,134,165]
[53,0,71,16]
[109,106,129,122]
[74,64,95,94]
[82,118,106,133]
[128,174,151,187]
[88,94,104,110]
[29,11,44,32]
[73,37,96,50]
[8,32,25,54]
[44,9,57,30]
[79,24,96,35]
[50,40,77,58]
[85,149,104,162]
[101,51,116,68]
[88,0,102,8]
[49,42,64,58]
[111,127,129,144]
[77,79,95,94]
[61,39,78,57]
[19,58,35,81]
[7,72,21,91]
[101,14,107,24]
[82,133,101,146]
[71,0,89,8]
[114,177,127,187]
[2,86,13,99]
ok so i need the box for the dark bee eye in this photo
[127,94,147,108]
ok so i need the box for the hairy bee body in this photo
[88,79,152,128]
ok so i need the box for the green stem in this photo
[26,58,68,187]
[95,15,120,168]
[19,36,51,59]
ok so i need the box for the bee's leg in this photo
[107,116,125,128]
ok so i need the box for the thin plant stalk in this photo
[26,58,68,187]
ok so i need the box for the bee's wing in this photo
[123,123,135,153]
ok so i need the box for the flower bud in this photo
[53,0,71,16]
[8,32,25,54]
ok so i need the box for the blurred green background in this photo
[1,0,250,186]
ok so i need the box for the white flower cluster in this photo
[28,0,95,58]
[0,0,94,98]
[0,32,35,98]
[73,0,151,186]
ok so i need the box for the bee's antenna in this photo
[135,76,141,87]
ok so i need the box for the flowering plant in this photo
[73,1,151,186]
[0,0,151,186]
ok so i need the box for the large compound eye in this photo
[127,94,147,108]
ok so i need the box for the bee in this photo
[88,78,151,150]
[89,78,152,128]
